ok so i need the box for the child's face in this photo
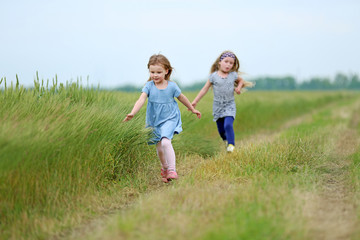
[219,57,235,73]
[149,64,168,83]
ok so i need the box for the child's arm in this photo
[177,93,201,119]
[123,92,148,122]
[191,80,211,108]
[235,77,244,95]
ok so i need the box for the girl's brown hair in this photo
[147,54,173,81]
[210,50,240,74]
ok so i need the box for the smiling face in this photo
[149,64,168,84]
[218,57,235,73]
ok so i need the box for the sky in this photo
[1,0,359,88]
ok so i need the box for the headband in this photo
[220,52,236,61]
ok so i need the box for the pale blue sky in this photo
[1,0,359,88]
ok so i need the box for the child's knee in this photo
[161,137,172,148]
[161,137,171,144]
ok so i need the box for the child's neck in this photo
[154,79,168,89]
[217,70,229,78]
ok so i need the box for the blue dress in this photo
[142,81,182,144]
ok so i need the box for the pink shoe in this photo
[161,169,168,183]
[167,171,178,181]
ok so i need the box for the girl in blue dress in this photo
[191,51,254,153]
[123,54,201,182]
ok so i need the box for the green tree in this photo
[334,73,349,89]
[348,74,360,89]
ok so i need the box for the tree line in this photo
[250,72,360,91]
[114,72,360,92]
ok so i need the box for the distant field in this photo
[1,79,359,239]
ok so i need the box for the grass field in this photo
[1,77,360,239]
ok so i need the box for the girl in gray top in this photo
[192,51,253,152]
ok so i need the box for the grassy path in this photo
[236,99,360,239]
[302,101,360,239]
[302,129,358,239]
[53,98,360,240]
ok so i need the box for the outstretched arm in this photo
[177,93,201,119]
[235,77,244,95]
[191,80,211,108]
[123,92,148,122]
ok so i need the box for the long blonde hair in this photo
[210,50,254,89]
[147,54,173,81]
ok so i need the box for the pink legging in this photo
[156,138,176,171]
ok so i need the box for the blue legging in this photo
[216,116,235,145]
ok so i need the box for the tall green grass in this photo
[0,75,358,239]
[0,76,154,239]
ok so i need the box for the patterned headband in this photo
[220,52,236,61]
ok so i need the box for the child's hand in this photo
[235,77,244,95]
[123,114,134,122]
[187,102,197,112]
[192,109,201,119]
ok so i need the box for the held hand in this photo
[235,88,241,95]
[188,102,197,112]
[123,114,134,122]
[192,109,201,119]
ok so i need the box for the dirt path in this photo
[302,102,360,240]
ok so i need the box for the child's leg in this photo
[156,141,168,170]
[224,117,235,145]
[216,118,227,141]
[161,138,176,172]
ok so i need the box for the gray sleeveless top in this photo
[209,71,238,121]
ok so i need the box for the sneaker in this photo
[161,169,168,183]
[223,140,228,149]
[167,170,178,181]
[227,144,235,153]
